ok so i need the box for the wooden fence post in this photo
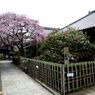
[64,47,69,64]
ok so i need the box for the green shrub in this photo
[37,28,95,64]
[0,53,3,60]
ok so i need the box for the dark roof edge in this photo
[43,27,60,30]
[61,10,95,30]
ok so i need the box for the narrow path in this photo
[0,60,53,95]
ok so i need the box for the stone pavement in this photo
[0,66,3,95]
[0,60,53,95]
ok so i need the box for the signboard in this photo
[64,47,69,54]
[64,47,69,64]
[67,73,74,77]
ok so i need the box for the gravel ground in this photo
[68,85,95,95]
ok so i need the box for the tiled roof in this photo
[62,10,95,30]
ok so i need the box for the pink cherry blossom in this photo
[0,12,46,45]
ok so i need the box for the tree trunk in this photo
[20,42,24,56]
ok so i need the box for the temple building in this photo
[62,10,95,43]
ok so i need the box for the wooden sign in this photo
[64,47,69,54]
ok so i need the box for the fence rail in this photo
[19,57,95,95]
[20,57,64,94]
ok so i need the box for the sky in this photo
[0,0,95,28]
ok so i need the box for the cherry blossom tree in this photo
[0,12,45,56]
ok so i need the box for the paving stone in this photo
[0,60,53,95]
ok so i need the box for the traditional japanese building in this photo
[44,27,60,35]
[62,10,95,43]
